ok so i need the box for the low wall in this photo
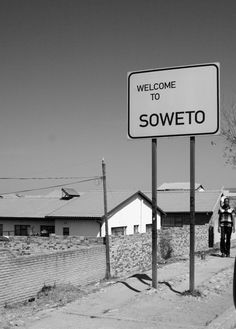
[110,225,209,277]
[0,225,209,307]
[0,244,106,308]
[0,235,103,256]
[165,224,209,256]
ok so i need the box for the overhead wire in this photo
[0,176,102,195]
[0,176,100,180]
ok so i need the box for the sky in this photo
[0,0,236,195]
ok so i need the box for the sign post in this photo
[190,136,195,292]
[128,63,219,291]
[152,138,158,288]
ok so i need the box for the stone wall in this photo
[0,235,103,256]
[110,225,209,277]
[164,224,209,256]
[110,233,152,277]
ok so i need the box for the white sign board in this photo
[128,64,220,138]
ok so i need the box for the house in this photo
[0,189,165,237]
[102,191,164,235]
[46,190,165,236]
[158,182,205,192]
[145,190,221,227]
[0,194,62,236]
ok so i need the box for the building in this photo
[0,189,165,237]
[158,182,205,192]
[101,191,164,236]
[149,190,221,227]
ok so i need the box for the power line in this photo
[0,176,101,180]
[0,177,102,195]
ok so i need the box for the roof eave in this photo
[45,215,102,219]
[164,211,213,214]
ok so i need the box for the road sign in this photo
[128,63,220,139]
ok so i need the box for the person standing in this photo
[218,197,235,257]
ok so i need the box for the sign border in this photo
[127,63,220,139]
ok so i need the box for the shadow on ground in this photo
[116,273,186,295]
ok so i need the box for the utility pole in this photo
[102,158,111,279]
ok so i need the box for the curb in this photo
[207,306,236,329]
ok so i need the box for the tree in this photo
[221,103,236,166]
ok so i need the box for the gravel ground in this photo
[0,281,107,329]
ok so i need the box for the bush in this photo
[159,233,173,260]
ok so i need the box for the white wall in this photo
[101,196,161,236]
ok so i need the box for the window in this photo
[40,225,55,237]
[111,226,127,236]
[63,227,70,236]
[15,225,30,236]
[146,224,152,233]
[134,225,139,234]
[0,224,2,236]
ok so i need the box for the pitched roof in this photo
[0,197,66,218]
[145,190,221,213]
[0,190,164,219]
[47,190,165,218]
[157,182,204,191]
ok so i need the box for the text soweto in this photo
[139,110,205,127]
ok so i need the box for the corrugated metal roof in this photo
[47,190,158,218]
[0,190,161,219]
[158,182,204,191]
[145,190,221,213]
[0,197,67,217]
[47,190,104,218]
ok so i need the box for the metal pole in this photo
[102,158,111,279]
[152,138,158,288]
[233,257,236,308]
[190,136,195,293]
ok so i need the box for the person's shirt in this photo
[218,206,235,227]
